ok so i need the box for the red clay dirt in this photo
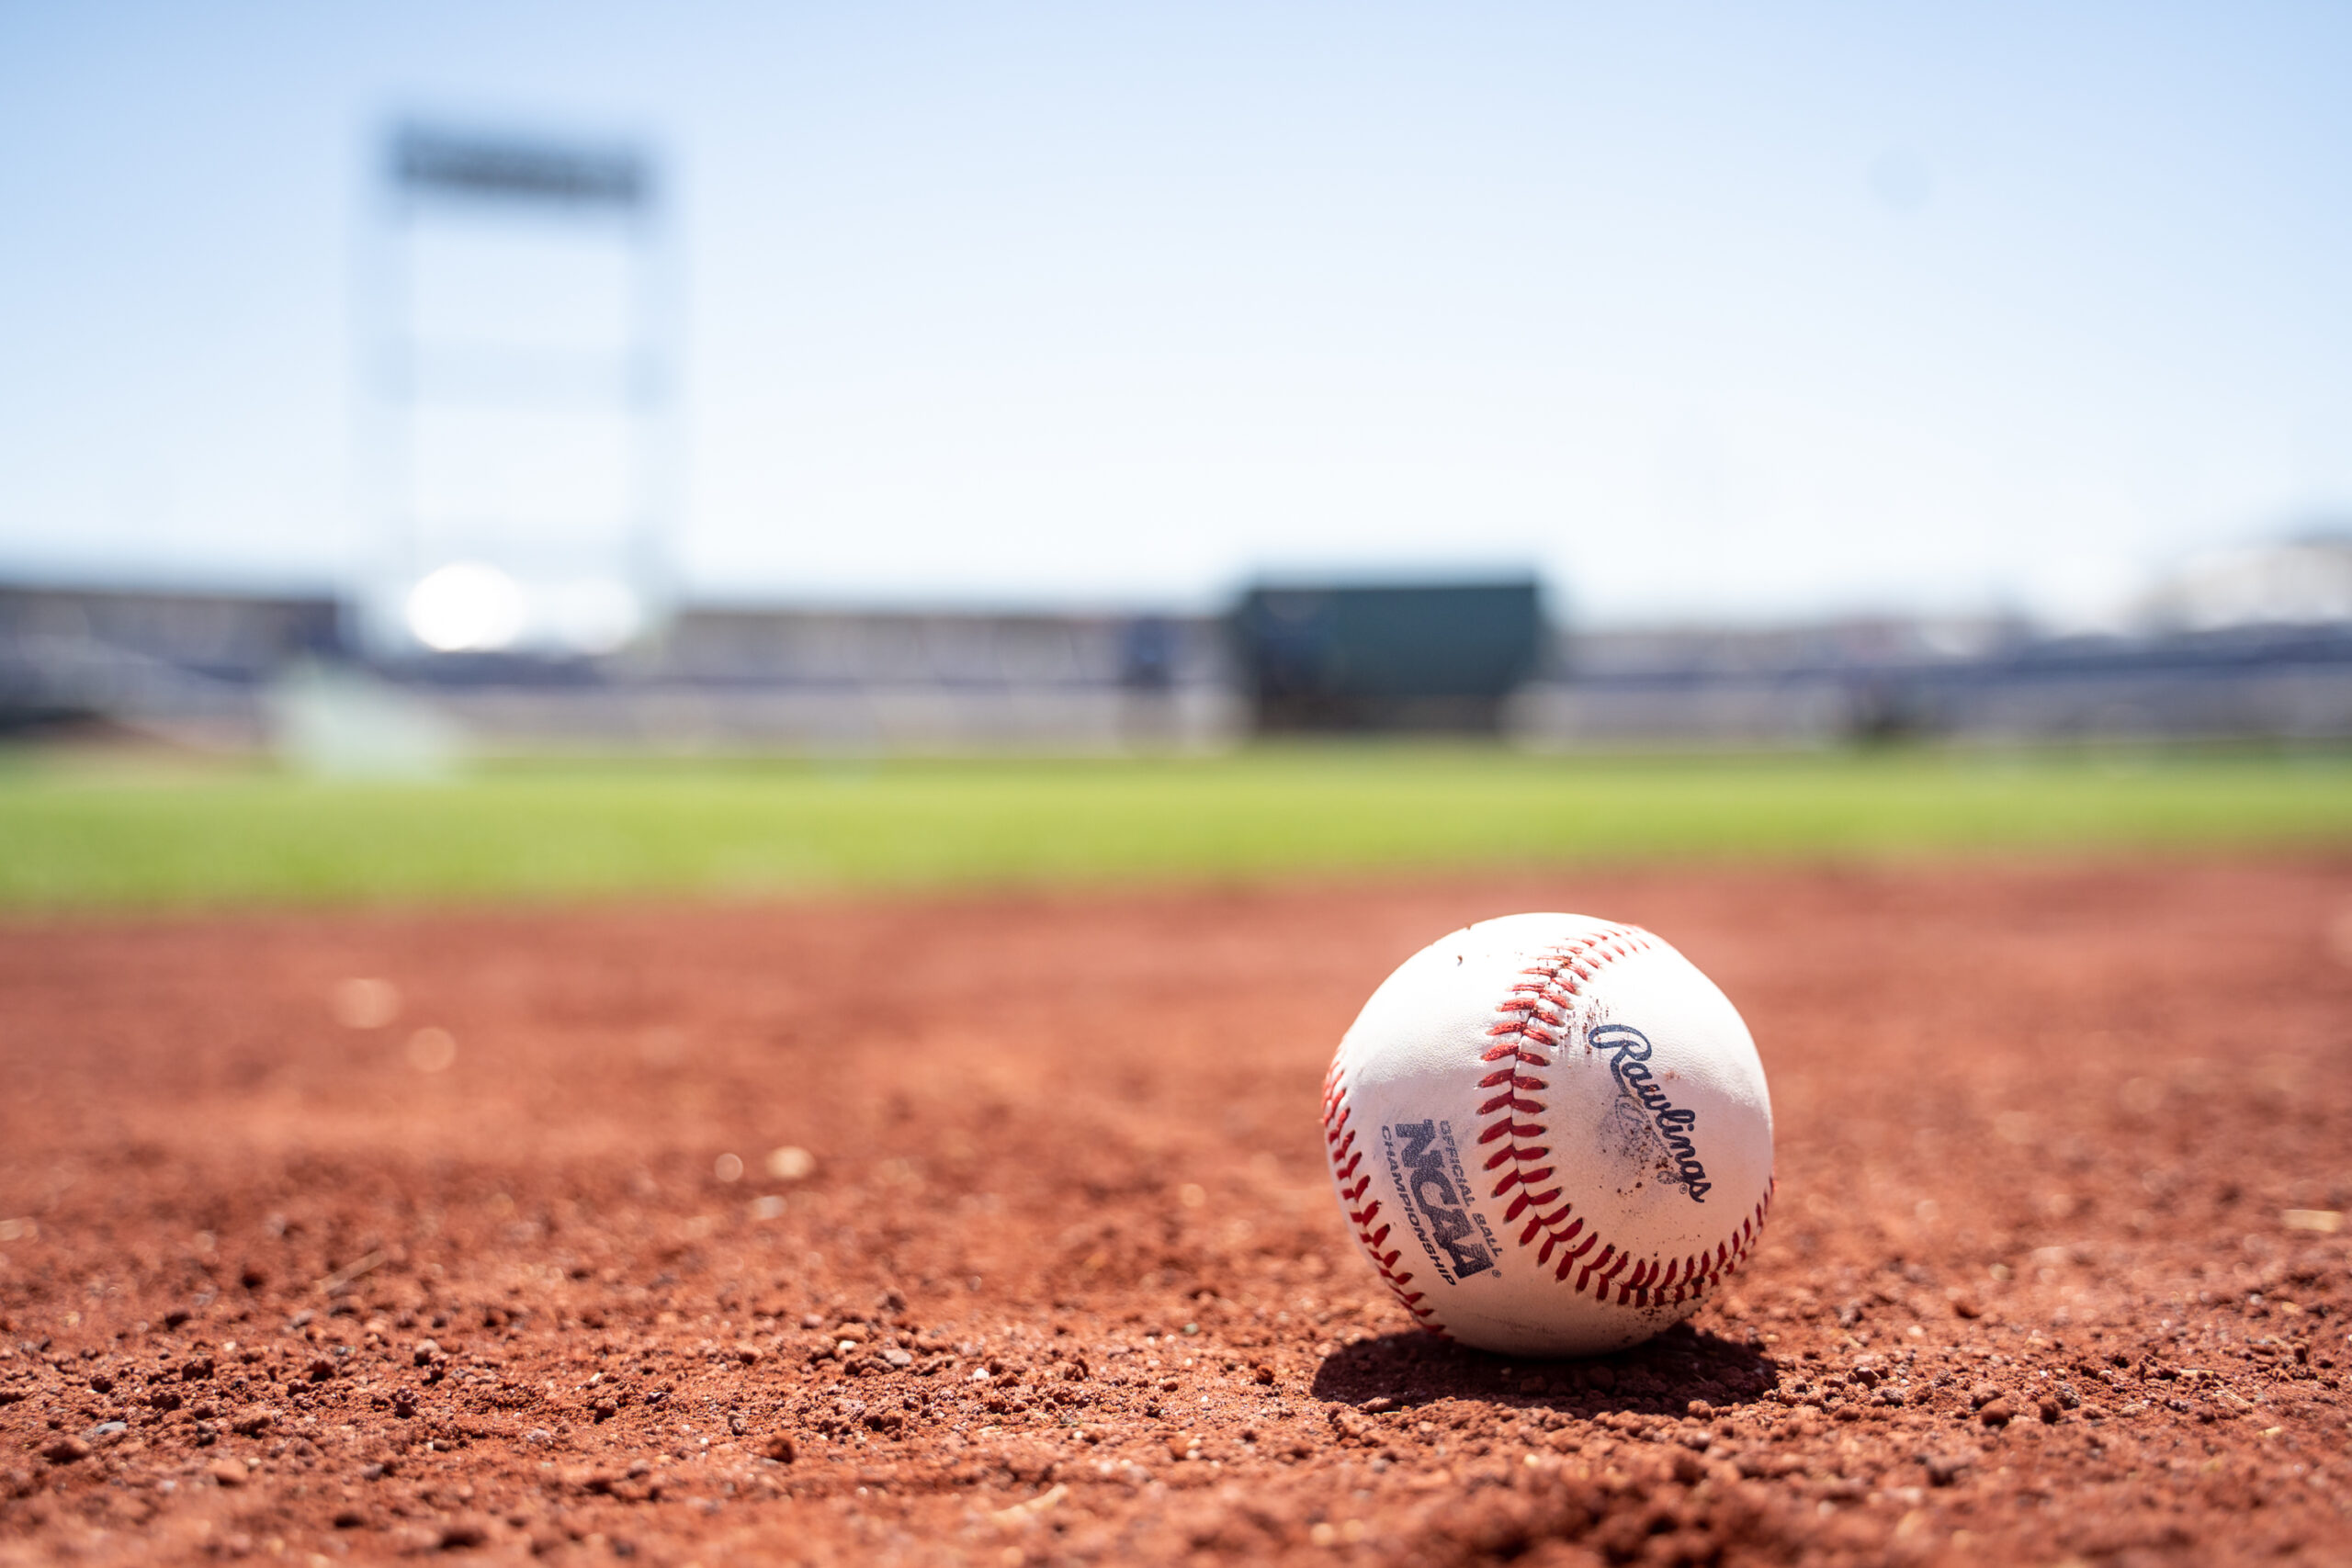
[2,861,2350,1566]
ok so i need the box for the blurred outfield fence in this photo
[6,579,2352,758]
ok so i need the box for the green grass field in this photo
[2,744,2346,911]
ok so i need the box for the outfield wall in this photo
[6,581,2351,751]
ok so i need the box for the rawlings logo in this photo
[1383,1120,1498,1283]
[1594,1023,1713,1202]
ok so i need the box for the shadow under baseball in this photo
[1309,1320,1780,1417]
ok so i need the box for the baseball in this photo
[1321,913,1774,1356]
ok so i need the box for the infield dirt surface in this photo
[4,860,2350,1565]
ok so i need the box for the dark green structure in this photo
[1230,579,1546,732]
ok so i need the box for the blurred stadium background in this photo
[6,546,2351,756]
[5,5,2352,907]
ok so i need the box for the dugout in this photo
[1229,579,1546,733]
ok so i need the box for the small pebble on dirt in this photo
[1926,1452,1974,1486]
[438,1519,489,1550]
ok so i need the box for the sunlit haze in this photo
[3,2,2347,625]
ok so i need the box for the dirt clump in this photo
[2,860,2349,1563]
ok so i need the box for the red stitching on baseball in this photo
[1323,1058,1449,1337]
[1479,926,1773,1310]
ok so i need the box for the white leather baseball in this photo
[1321,913,1774,1356]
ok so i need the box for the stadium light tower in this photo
[353,120,676,661]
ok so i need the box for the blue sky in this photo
[2,1,2347,624]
